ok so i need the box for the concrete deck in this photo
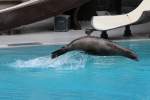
[0,21,150,48]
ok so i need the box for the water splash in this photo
[9,52,88,70]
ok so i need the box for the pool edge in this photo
[0,38,150,48]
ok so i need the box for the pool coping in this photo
[1,38,150,49]
[0,28,150,49]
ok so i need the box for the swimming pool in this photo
[0,40,150,100]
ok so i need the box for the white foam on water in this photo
[9,52,88,70]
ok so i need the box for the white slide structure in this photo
[91,0,150,38]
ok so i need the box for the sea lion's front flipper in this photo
[51,47,70,59]
[79,51,86,54]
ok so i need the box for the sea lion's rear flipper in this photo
[106,41,139,61]
[123,49,139,61]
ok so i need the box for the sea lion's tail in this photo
[122,49,139,61]
[51,47,69,59]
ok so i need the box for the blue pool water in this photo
[0,40,150,100]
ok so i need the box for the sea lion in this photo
[51,36,138,61]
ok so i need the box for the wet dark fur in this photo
[51,36,138,61]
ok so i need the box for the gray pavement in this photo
[0,21,150,48]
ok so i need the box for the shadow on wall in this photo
[122,0,142,13]
[74,0,143,21]
[0,0,22,10]
[96,0,142,13]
